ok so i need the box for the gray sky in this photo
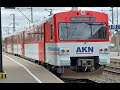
[1,7,117,38]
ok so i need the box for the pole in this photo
[111,7,114,24]
[13,14,15,33]
[7,28,10,35]
[116,7,119,56]
[110,7,114,42]
[29,22,30,27]
[0,7,3,72]
[10,14,15,33]
[31,7,33,23]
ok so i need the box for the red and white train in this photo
[4,10,110,78]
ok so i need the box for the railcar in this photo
[4,10,110,79]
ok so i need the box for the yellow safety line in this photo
[0,72,7,79]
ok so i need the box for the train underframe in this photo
[39,56,104,79]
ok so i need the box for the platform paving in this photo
[0,52,64,83]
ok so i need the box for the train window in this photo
[31,31,34,42]
[14,36,16,44]
[20,34,23,43]
[59,22,107,40]
[50,24,53,40]
[14,37,15,44]
[34,28,39,42]
[27,32,31,42]
[10,38,11,44]
[38,27,41,41]
[15,36,17,44]
[13,37,15,44]
[25,32,28,42]
[13,37,14,44]
[41,26,44,41]
[21,34,23,42]
[98,27,107,39]
[8,38,9,44]
[17,35,19,43]
[40,27,42,41]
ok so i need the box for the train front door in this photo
[39,24,45,62]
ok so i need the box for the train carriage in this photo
[4,10,110,79]
[5,35,13,53]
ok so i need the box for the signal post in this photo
[0,7,15,79]
[0,7,7,79]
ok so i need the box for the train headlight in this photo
[81,10,85,15]
[99,48,109,54]
[104,48,108,52]
[60,48,70,55]
[61,49,65,53]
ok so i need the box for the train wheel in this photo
[38,61,41,65]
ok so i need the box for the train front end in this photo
[49,10,110,79]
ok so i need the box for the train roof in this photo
[54,10,107,16]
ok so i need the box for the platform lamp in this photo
[0,7,15,78]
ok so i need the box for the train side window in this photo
[15,36,16,44]
[25,32,27,42]
[41,26,44,41]
[9,37,10,44]
[31,31,34,42]
[15,36,17,44]
[30,32,32,42]
[50,24,53,40]
[19,34,20,43]
[25,32,28,42]
[13,37,14,44]
[18,35,19,43]
[34,28,39,42]
[14,37,15,44]
[38,27,41,41]
[14,36,15,44]
[13,36,15,44]
[20,33,23,43]
[27,32,31,42]
[19,34,22,43]
[29,31,32,42]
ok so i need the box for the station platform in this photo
[0,52,64,83]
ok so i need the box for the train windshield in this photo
[59,22,107,40]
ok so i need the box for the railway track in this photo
[89,61,120,83]
[104,59,120,74]
[104,65,120,74]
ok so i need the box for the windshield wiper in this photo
[84,23,93,44]
[84,34,92,44]
[84,23,104,44]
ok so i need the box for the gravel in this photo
[89,71,120,83]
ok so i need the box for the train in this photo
[4,10,110,79]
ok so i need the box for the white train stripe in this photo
[3,54,42,83]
